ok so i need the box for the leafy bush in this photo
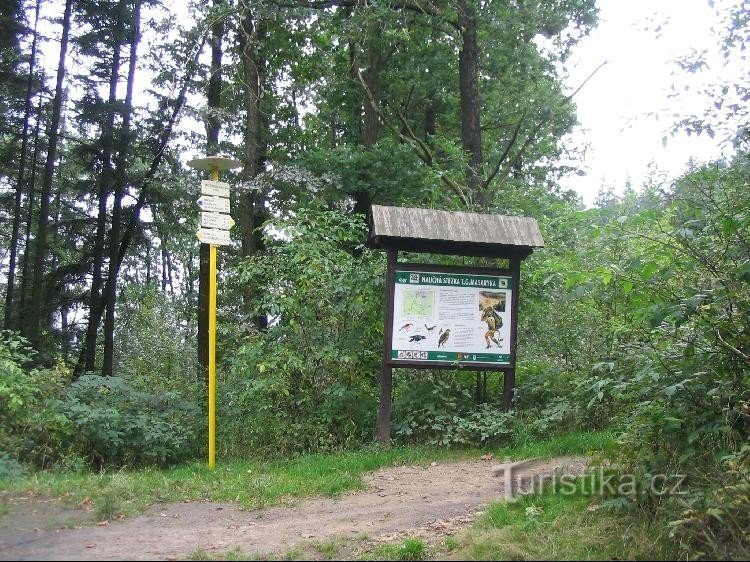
[113,284,199,393]
[59,375,201,467]
[564,158,750,558]
[668,444,750,559]
[393,373,518,446]
[0,331,72,468]
[222,209,384,455]
[0,452,25,482]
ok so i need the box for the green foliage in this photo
[0,452,24,482]
[393,374,518,447]
[0,331,72,469]
[222,209,384,455]
[59,375,201,468]
[668,445,750,559]
[113,284,199,393]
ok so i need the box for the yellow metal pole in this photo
[208,164,219,470]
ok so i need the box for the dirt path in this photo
[0,456,587,561]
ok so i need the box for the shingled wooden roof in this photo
[367,205,544,259]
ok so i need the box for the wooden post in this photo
[503,256,521,411]
[376,248,397,444]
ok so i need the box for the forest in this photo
[0,0,748,559]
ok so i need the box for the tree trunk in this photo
[238,4,267,328]
[199,0,224,379]
[352,5,384,215]
[81,9,124,374]
[19,88,44,319]
[457,0,484,207]
[4,0,40,330]
[27,0,72,347]
[361,30,383,149]
[103,0,141,376]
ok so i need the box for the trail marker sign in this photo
[196,228,232,246]
[201,180,230,198]
[201,212,235,230]
[197,195,230,213]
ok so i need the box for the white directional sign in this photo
[200,180,230,198]
[196,228,232,246]
[197,195,230,213]
[201,212,235,230]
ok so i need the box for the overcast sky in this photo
[560,0,739,206]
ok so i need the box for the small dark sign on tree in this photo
[367,205,544,444]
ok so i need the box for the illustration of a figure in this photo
[409,334,426,343]
[481,305,503,348]
[399,323,413,332]
[424,324,437,332]
[438,329,451,347]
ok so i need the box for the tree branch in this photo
[355,66,469,207]
[483,110,525,190]
[716,328,750,364]
[566,60,608,101]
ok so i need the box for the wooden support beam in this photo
[503,257,521,411]
[376,248,398,444]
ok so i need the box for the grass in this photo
[365,538,428,561]
[436,476,677,560]
[0,429,614,521]
[489,428,617,461]
[188,546,261,560]
[314,536,347,559]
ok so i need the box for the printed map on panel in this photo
[402,289,434,317]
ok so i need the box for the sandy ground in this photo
[0,456,587,561]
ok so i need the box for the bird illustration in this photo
[409,334,427,343]
[399,323,413,332]
[438,329,451,347]
[425,324,437,332]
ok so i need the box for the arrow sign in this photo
[201,180,230,198]
[197,195,230,213]
[196,228,232,246]
[201,212,235,230]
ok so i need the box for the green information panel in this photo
[391,271,513,366]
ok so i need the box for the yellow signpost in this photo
[187,155,242,469]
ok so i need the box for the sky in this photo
[559,0,740,206]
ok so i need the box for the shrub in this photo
[668,445,750,559]
[0,331,72,468]
[59,375,201,467]
[222,209,384,456]
[393,373,518,446]
[0,452,25,482]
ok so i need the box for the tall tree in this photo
[198,0,225,378]
[103,0,142,375]
[27,0,73,347]
[78,0,126,372]
[457,0,483,206]
[237,0,268,326]
[4,0,41,330]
